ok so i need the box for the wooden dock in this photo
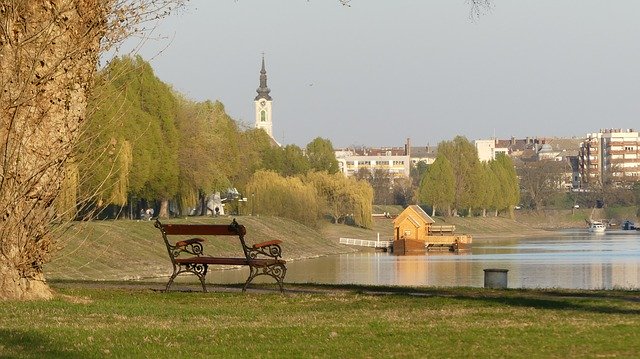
[339,233,471,254]
[393,234,472,255]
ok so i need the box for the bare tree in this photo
[517,160,566,210]
[0,0,183,300]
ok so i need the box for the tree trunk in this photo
[198,192,205,216]
[0,265,52,301]
[159,199,170,218]
[0,1,106,300]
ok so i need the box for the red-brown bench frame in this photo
[155,219,286,292]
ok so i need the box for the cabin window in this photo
[403,230,411,237]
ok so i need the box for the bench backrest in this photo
[155,219,251,264]
[161,223,246,236]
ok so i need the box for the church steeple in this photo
[255,55,272,101]
[254,55,274,140]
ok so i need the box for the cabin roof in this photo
[393,205,435,226]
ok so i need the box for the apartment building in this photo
[335,139,411,178]
[579,129,640,187]
[335,147,410,178]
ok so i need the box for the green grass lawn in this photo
[1,283,638,358]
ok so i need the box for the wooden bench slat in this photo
[175,257,285,266]
[162,224,246,236]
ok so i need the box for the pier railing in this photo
[339,237,392,249]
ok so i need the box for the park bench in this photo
[154,219,286,292]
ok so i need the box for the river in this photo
[211,229,640,290]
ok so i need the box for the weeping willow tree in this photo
[174,99,250,215]
[73,72,136,218]
[303,171,374,228]
[350,177,374,229]
[233,128,274,191]
[71,55,181,220]
[245,170,321,227]
[0,0,185,301]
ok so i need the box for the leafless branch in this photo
[467,0,492,21]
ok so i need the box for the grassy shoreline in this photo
[44,210,602,282]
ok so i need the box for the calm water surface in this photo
[213,230,640,290]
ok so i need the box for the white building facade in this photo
[579,129,640,187]
[602,129,640,184]
[335,147,410,179]
[474,139,509,162]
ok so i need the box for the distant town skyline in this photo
[118,1,640,148]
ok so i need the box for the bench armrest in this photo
[253,240,282,249]
[171,238,206,257]
[175,238,205,247]
[247,240,283,259]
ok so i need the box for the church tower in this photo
[254,55,273,138]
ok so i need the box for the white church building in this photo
[254,56,279,146]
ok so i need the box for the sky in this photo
[117,0,640,148]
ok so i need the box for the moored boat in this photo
[622,220,637,230]
[588,221,606,233]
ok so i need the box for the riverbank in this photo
[45,210,604,281]
[45,216,358,282]
[370,209,592,239]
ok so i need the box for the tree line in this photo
[57,56,372,228]
[62,56,523,225]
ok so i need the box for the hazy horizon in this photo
[117,1,640,148]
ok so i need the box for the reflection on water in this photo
[211,230,640,290]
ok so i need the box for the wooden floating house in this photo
[392,205,472,255]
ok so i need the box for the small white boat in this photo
[588,221,606,233]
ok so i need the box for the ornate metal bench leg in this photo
[198,275,207,293]
[274,264,287,293]
[241,264,287,292]
[194,264,209,293]
[166,272,178,292]
[243,266,260,292]
[168,264,209,292]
